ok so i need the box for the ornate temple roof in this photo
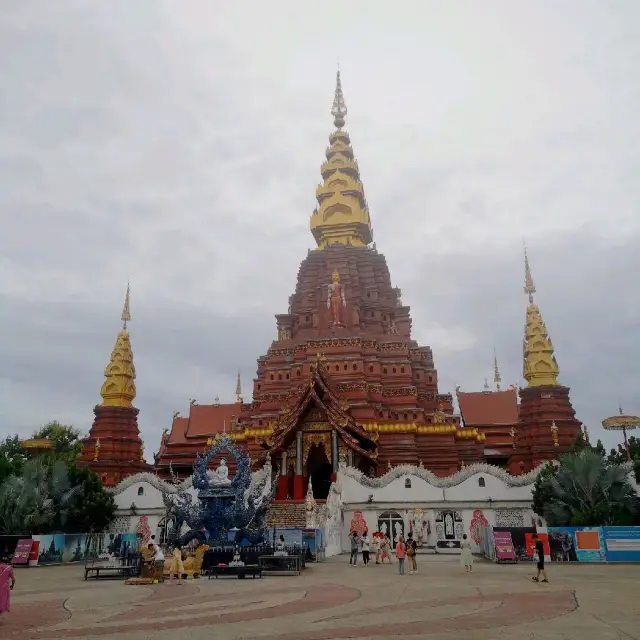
[457,388,519,426]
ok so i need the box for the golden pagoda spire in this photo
[310,70,373,249]
[493,349,502,390]
[100,285,137,407]
[522,246,560,387]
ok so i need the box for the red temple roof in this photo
[457,389,519,426]
[166,403,242,443]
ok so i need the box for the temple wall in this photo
[337,463,541,555]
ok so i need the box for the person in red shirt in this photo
[395,535,406,575]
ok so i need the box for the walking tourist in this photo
[531,533,549,583]
[361,531,370,565]
[169,544,185,585]
[0,561,16,615]
[395,535,406,575]
[372,533,381,564]
[460,534,473,572]
[381,534,393,563]
[406,532,418,574]
[349,532,359,566]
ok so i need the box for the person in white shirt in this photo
[361,531,371,566]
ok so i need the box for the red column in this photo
[293,475,304,500]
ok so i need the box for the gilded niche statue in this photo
[327,268,347,326]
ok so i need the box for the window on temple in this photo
[392,367,396,374]
[401,366,405,373]
[478,477,486,487]
[270,374,274,380]
[286,373,289,379]
[369,365,374,373]
[428,375,433,383]
[296,370,301,376]
[137,487,144,496]
[404,413,408,420]
[344,364,347,370]
[353,363,357,370]
[257,384,261,390]
[278,374,282,380]
[404,478,412,488]
[383,367,387,374]
[335,365,339,371]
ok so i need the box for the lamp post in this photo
[602,408,639,462]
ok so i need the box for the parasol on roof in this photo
[601,407,640,461]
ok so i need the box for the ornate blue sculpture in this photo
[164,434,276,545]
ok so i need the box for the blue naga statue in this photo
[164,434,276,545]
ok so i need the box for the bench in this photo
[84,564,139,580]
[258,554,302,575]
[207,564,262,579]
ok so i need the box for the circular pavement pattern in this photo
[2,580,577,639]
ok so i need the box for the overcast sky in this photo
[1,1,638,460]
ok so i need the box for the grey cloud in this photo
[1,1,638,459]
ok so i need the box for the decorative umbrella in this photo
[601,407,640,462]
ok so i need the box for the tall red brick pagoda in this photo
[153,73,582,494]
[155,72,486,495]
[508,248,581,473]
[78,285,151,486]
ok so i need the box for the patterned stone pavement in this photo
[1,555,639,640]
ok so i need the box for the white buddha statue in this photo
[212,458,231,486]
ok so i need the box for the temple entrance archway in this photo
[306,443,332,500]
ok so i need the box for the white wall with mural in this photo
[337,463,541,554]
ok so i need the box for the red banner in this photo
[12,538,33,565]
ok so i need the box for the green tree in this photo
[0,434,27,482]
[60,465,116,533]
[531,461,557,518]
[0,458,80,534]
[33,421,84,464]
[532,450,639,527]
[568,430,606,458]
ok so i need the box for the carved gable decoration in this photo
[267,355,377,460]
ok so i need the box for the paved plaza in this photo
[2,554,639,640]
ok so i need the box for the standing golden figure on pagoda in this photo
[327,268,347,326]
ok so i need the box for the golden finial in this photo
[483,377,490,391]
[493,349,502,390]
[523,244,536,304]
[331,69,347,129]
[121,282,131,329]
[521,247,560,387]
[310,70,372,249]
[235,372,242,403]
[100,287,136,407]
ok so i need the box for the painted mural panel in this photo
[548,527,605,562]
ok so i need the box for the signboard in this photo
[602,527,640,563]
[548,527,605,562]
[525,532,549,560]
[11,538,33,565]
[493,530,516,562]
